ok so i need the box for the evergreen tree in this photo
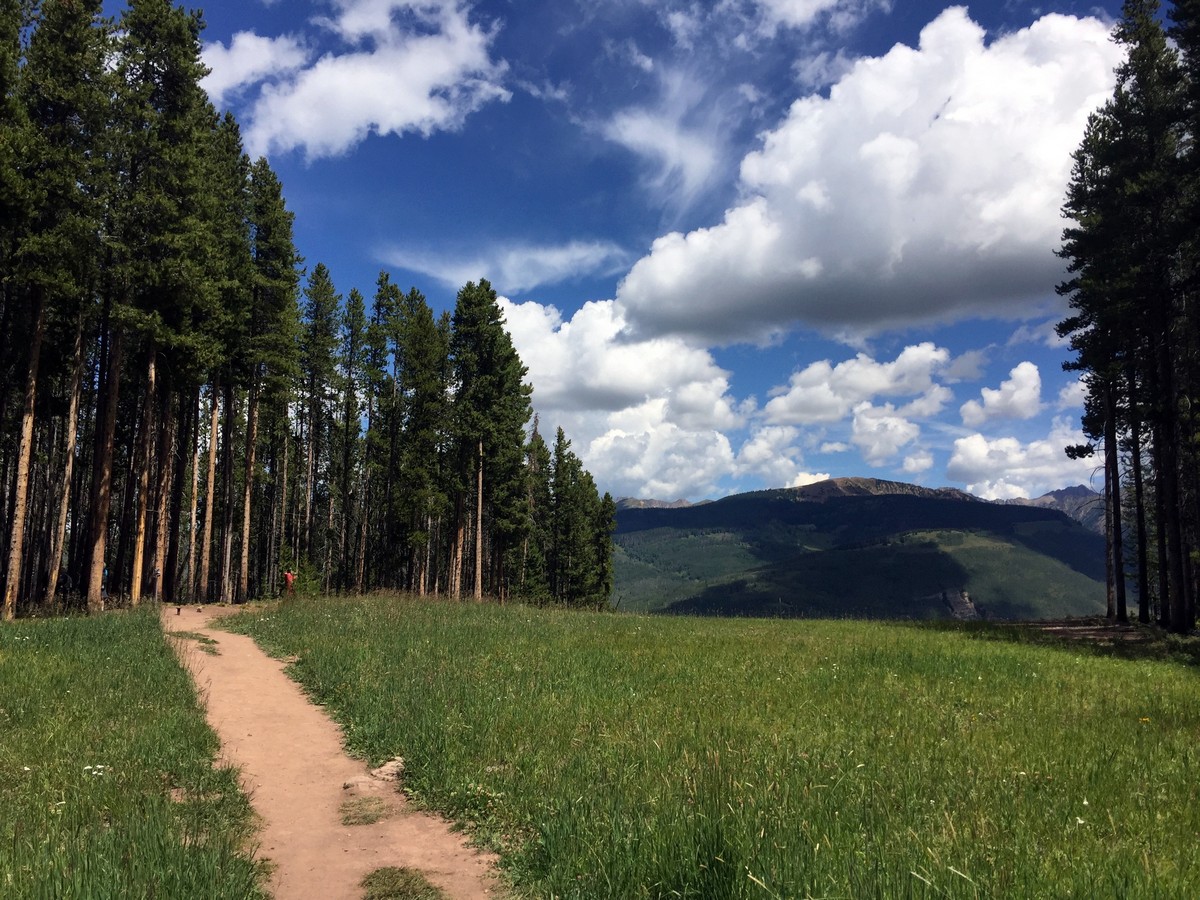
[449,280,532,600]
[520,419,553,603]
[1059,0,1193,631]
[299,263,340,578]
[3,0,109,618]
[245,155,300,599]
[395,287,450,595]
[335,287,367,590]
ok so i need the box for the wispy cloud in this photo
[384,239,631,294]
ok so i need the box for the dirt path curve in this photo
[162,605,501,900]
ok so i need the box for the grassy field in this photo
[0,607,263,899]
[226,595,1200,899]
[616,525,1105,620]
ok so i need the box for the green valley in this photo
[615,478,1106,619]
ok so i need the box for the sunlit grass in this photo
[0,608,263,899]
[225,595,1200,898]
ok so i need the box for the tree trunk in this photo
[129,346,157,607]
[198,384,220,602]
[151,380,176,604]
[279,419,290,581]
[1104,383,1127,623]
[1158,348,1190,633]
[87,327,123,614]
[239,377,260,601]
[451,493,464,600]
[2,290,45,621]
[304,401,316,558]
[1128,392,1151,624]
[45,317,84,607]
[166,389,195,602]
[219,383,236,602]
[474,439,484,600]
[186,392,201,601]
[355,465,370,594]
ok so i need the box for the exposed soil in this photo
[1032,618,1158,643]
[162,605,502,900]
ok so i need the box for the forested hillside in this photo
[0,0,613,619]
[613,479,1106,619]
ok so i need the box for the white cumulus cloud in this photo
[735,425,826,486]
[960,361,1042,427]
[588,404,737,499]
[615,8,1119,341]
[202,32,309,108]
[851,402,920,464]
[946,417,1098,499]
[764,342,949,425]
[237,0,508,159]
[500,297,753,497]
[1057,377,1086,410]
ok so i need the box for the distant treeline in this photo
[0,0,614,619]
[1058,0,1200,632]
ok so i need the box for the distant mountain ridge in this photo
[612,477,1105,621]
[615,497,699,511]
[624,478,1102,529]
[1004,485,1104,534]
[787,476,979,503]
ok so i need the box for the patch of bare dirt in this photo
[1033,619,1156,643]
[163,605,502,900]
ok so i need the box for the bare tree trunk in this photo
[474,439,484,601]
[239,378,260,600]
[2,291,45,621]
[129,347,157,607]
[150,379,176,604]
[451,494,463,600]
[1157,345,1190,632]
[279,419,290,571]
[87,328,123,614]
[323,493,335,593]
[355,466,369,593]
[198,385,219,602]
[219,383,236,603]
[1127,372,1151,625]
[304,404,315,558]
[1104,384,1127,624]
[186,395,201,601]
[45,315,84,607]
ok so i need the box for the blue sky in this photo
[120,0,1127,501]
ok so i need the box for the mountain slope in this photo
[614,478,1106,620]
[1006,485,1105,534]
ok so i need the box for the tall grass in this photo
[228,596,1200,898]
[0,607,263,899]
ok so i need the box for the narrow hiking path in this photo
[162,605,501,900]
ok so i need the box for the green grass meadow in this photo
[226,596,1200,899]
[0,607,263,899]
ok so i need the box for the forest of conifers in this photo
[0,0,615,620]
[1058,1,1200,633]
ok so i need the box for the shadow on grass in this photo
[909,617,1200,667]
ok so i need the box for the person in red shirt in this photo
[284,569,295,596]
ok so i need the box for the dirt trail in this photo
[162,605,501,900]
